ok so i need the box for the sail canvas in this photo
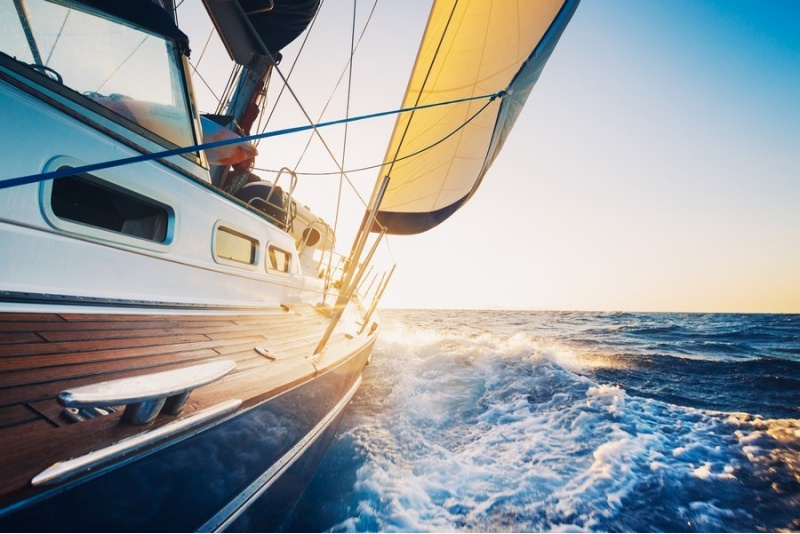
[372,0,580,235]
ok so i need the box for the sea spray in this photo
[286,310,800,532]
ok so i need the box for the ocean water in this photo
[286,310,800,532]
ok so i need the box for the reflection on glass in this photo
[0,0,195,148]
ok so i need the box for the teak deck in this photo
[0,304,359,505]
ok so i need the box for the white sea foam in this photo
[323,311,800,532]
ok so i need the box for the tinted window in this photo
[267,245,291,274]
[51,173,169,242]
[215,226,258,265]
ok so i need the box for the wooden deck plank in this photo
[0,358,292,499]
[203,329,267,341]
[0,343,275,408]
[0,404,39,428]
[39,324,254,343]
[194,359,316,411]
[0,319,240,333]
[0,305,371,506]
[0,349,224,406]
[57,311,286,322]
[232,315,322,327]
[6,353,272,416]
[26,398,110,428]
[213,340,272,356]
[0,336,266,387]
[0,411,133,500]
[0,314,65,324]
[0,332,43,345]
[0,334,212,360]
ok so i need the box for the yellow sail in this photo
[372,0,579,234]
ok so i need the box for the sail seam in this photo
[385,0,461,179]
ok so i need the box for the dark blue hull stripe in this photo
[200,377,362,532]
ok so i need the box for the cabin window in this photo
[267,245,292,275]
[0,0,196,150]
[215,226,258,266]
[50,172,170,243]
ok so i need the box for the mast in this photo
[210,54,272,187]
[226,55,272,137]
[201,0,320,186]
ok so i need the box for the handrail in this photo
[297,217,333,256]
[246,167,298,231]
[355,264,375,301]
[58,360,237,425]
[321,252,347,305]
[313,176,389,354]
[360,264,395,334]
[272,166,298,231]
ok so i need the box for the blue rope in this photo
[0,91,505,190]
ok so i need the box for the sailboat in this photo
[0,0,579,530]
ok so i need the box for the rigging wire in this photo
[190,64,221,103]
[188,28,221,105]
[215,63,242,115]
[324,0,360,300]
[0,91,504,190]
[191,29,214,77]
[253,0,326,146]
[290,0,378,169]
[232,4,372,209]
[188,29,222,103]
[175,3,222,105]
[331,0,359,242]
[252,92,499,273]
[95,35,149,93]
[44,11,69,66]
[180,9,239,119]
[384,0,460,180]
[254,95,496,178]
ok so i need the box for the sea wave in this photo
[286,310,800,533]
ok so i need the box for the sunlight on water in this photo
[287,310,800,533]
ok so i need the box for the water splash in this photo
[287,310,800,532]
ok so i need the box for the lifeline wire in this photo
[255,93,497,178]
[0,91,504,190]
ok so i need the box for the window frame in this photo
[40,158,175,252]
[0,0,201,165]
[212,223,260,269]
[266,244,293,276]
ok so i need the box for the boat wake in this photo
[287,311,800,532]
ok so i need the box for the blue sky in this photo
[379,0,800,312]
[182,1,800,312]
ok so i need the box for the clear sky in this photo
[180,1,800,313]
